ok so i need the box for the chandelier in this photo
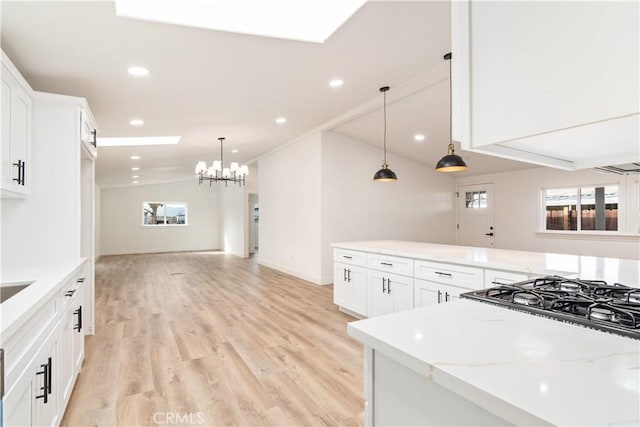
[194,137,249,186]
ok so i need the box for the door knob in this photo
[485,232,494,236]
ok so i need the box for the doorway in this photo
[456,183,495,248]
[248,193,259,254]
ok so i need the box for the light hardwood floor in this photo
[61,252,364,427]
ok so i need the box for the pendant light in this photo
[436,52,468,173]
[373,86,398,182]
[195,137,249,187]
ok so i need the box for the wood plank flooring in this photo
[61,252,364,427]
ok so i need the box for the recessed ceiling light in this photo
[127,66,150,77]
[131,167,140,171]
[129,119,144,126]
[414,134,426,141]
[275,117,287,124]
[114,0,367,44]
[130,155,141,160]
[97,136,181,147]
[329,79,344,88]
[132,181,139,184]
[231,149,239,153]
[132,175,139,179]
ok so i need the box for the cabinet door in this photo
[414,279,441,308]
[34,335,59,427]
[368,270,392,317]
[71,297,85,373]
[386,273,413,313]
[2,364,35,427]
[347,265,367,317]
[58,305,75,407]
[333,262,349,307]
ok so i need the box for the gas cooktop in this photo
[460,276,640,339]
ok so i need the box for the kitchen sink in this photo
[0,281,34,303]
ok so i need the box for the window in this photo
[143,202,187,226]
[543,185,618,232]
[465,191,487,209]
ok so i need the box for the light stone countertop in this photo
[0,258,87,340]
[331,240,640,286]
[348,300,640,426]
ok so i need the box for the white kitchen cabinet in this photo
[414,278,471,309]
[367,270,413,317]
[334,262,367,317]
[59,278,85,412]
[484,269,529,287]
[452,0,639,170]
[1,52,32,198]
[414,260,483,290]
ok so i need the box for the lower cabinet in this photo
[4,325,60,427]
[414,279,472,308]
[368,270,413,317]
[334,262,367,316]
[2,261,87,427]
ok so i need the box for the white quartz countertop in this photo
[332,240,640,286]
[348,300,640,426]
[0,258,86,340]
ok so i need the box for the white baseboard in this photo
[257,258,331,285]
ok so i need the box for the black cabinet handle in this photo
[387,279,391,294]
[35,358,51,403]
[21,161,26,186]
[435,271,452,277]
[74,306,83,332]
[65,289,76,297]
[347,269,351,283]
[382,278,387,293]
[485,232,494,236]
[12,160,25,185]
[342,255,352,259]
[445,292,450,302]
[491,280,508,285]
[77,277,86,283]
[380,262,393,267]
[343,268,347,282]
[437,290,442,303]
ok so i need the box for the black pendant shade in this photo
[373,164,398,182]
[436,52,468,173]
[374,86,397,182]
[435,142,468,172]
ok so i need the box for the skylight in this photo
[97,136,181,147]
[113,0,367,43]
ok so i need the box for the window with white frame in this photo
[143,202,187,226]
[542,185,619,232]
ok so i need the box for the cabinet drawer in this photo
[367,254,413,277]
[414,260,483,290]
[334,249,367,267]
[484,269,529,288]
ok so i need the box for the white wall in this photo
[1,97,81,271]
[258,131,457,285]
[218,166,258,258]
[456,167,640,260]
[258,133,323,283]
[320,132,457,282]
[100,180,219,255]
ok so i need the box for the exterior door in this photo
[456,183,495,248]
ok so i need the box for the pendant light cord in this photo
[448,53,453,150]
[383,89,388,165]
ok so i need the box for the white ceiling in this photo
[1,1,534,188]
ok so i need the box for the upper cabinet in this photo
[1,52,32,197]
[452,1,639,170]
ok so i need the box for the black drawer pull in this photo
[437,290,442,303]
[445,292,450,302]
[342,255,352,259]
[380,262,393,266]
[74,306,83,332]
[387,279,391,294]
[382,278,387,293]
[65,289,76,297]
[435,271,452,277]
[77,277,86,283]
[347,269,351,282]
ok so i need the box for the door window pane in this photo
[465,191,487,209]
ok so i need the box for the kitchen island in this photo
[348,299,640,426]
